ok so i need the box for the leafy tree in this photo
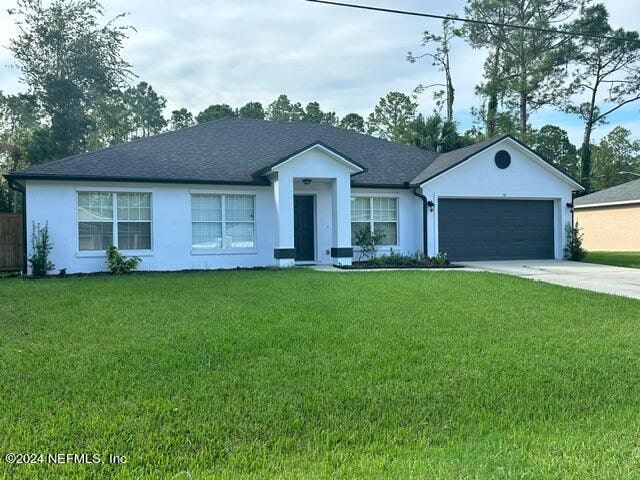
[462,3,513,137]
[8,0,132,157]
[566,4,640,192]
[266,95,305,122]
[266,95,294,121]
[290,102,305,122]
[86,92,132,148]
[340,113,365,132]
[366,92,417,144]
[590,126,640,191]
[463,0,581,139]
[237,101,265,120]
[0,92,39,135]
[170,108,195,130]
[321,111,339,126]
[408,18,458,122]
[530,125,579,176]
[124,82,167,138]
[196,104,235,124]
[410,113,469,152]
[0,92,48,211]
[304,101,324,123]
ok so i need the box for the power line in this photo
[306,0,640,45]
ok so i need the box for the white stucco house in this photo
[5,118,583,274]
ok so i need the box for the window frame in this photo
[350,194,399,248]
[190,191,257,254]
[76,188,153,256]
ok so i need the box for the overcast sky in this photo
[0,0,638,144]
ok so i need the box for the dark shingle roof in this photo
[574,178,640,206]
[411,135,507,185]
[8,118,438,187]
[6,119,582,190]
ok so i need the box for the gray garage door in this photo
[438,199,555,261]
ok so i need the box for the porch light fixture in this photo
[426,200,435,212]
[302,178,312,185]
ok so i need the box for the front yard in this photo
[584,251,640,269]
[1,269,640,479]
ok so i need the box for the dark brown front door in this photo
[294,195,315,261]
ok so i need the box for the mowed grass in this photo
[1,270,640,479]
[584,251,640,269]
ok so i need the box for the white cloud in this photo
[0,0,638,145]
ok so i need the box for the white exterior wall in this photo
[23,138,579,273]
[421,140,577,259]
[270,147,357,266]
[350,187,425,259]
[25,180,277,274]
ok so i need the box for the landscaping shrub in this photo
[106,246,141,274]
[353,227,385,260]
[28,222,54,277]
[349,250,452,268]
[431,251,449,266]
[565,223,587,261]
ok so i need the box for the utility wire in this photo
[306,0,640,45]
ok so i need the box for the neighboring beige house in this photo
[574,178,640,251]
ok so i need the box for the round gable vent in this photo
[495,150,511,169]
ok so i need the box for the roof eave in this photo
[4,173,272,187]
[251,141,367,178]
[574,199,640,209]
[412,135,584,191]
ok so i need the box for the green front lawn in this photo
[584,251,640,269]
[1,270,639,479]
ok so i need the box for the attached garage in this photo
[438,198,555,261]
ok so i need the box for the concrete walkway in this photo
[463,260,640,300]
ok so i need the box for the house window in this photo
[191,194,255,249]
[78,192,151,251]
[351,196,397,246]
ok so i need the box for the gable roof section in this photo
[574,178,640,208]
[7,118,436,187]
[251,141,366,177]
[5,119,582,190]
[410,135,506,185]
[411,134,584,190]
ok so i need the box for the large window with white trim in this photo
[78,192,151,251]
[191,194,255,249]
[351,196,397,246]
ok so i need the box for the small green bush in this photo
[28,222,54,277]
[106,246,141,274]
[354,227,386,260]
[565,223,587,261]
[377,251,419,266]
[356,250,450,267]
[431,252,449,266]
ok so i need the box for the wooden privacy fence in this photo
[0,213,23,271]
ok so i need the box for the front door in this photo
[294,195,315,261]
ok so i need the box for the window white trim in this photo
[190,193,256,251]
[350,195,399,248]
[75,186,153,193]
[76,191,153,253]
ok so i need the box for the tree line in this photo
[1,0,640,212]
[409,0,640,192]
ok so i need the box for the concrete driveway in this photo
[463,260,640,300]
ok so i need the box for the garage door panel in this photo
[438,199,555,261]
